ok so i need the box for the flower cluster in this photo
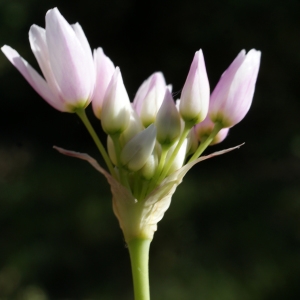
[1,8,261,243]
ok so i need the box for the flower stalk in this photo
[75,108,117,178]
[128,239,151,300]
[189,122,223,162]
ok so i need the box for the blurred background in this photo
[0,0,300,299]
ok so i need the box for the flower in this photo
[209,49,261,128]
[3,6,261,299]
[1,8,95,112]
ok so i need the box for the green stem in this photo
[146,147,168,194]
[128,239,151,300]
[139,179,150,202]
[75,109,117,178]
[188,122,223,162]
[110,134,130,189]
[158,124,191,184]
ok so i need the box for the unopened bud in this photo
[120,124,157,172]
[101,67,131,135]
[155,89,181,148]
[209,49,261,128]
[180,50,210,126]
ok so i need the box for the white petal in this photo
[29,25,62,101]
[72,22,95,92]
[1,45,67,111]
[45,8,93,105]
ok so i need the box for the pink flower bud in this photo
[195,117,229,145]
[155,89,181,147]
[180,50,210,126]
[1,8,95,112]
[92,48,115,119]
[132,72,167,127]
[101,67,131,135]
[209,49,261,128]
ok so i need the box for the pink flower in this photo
[209,49,261,128]
[1,8,95,112]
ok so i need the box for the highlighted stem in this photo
[158,124,191,184]
[188,122,223,162]
[76,109,117,178]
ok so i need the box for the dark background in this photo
[0,0,300,299]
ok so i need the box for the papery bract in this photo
[54,145,243,242]
[1,8,95,112]
[209,49,261,128]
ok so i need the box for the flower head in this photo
[1,8,96,112]
[2,9,260,242]
[52,48,256,242]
